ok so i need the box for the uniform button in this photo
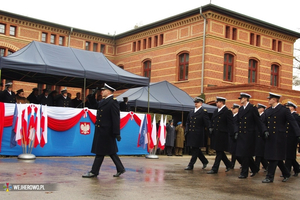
[244,122,246,124]
[286,131,288,133]
[268,117,270,119]
[273,131,275,133]
[274,116,276,118]
[267,126,269,128]
[268,122,270,123]
[240,122,241,124]
[244,126,246,128]
[274,122,276,124]
[287,127,289,129]
[245,117,247,119]
[239,131,241,133]
[239,126,241,128]
[98,125,100,127]
[219,117,221,119]
[98,120,100,122]
[100,115,102,117]
[273,127,275,128]
[217,121,219,122]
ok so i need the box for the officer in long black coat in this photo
[27,88,40,104]
[55,89,72,107]
[284,101,300,176]
[254,103,269,171]
[119,97,131,112]
[82,83,125,178]
[207,97,234,174]
[262,93,300,183]
[0,82,16,103]
[184,97,210,170]
[235,93,266,179]
[229,103,242,169]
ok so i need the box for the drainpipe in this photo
[68,27,73,47]
[200,7,206,95]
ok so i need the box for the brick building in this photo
[1,4,300,107]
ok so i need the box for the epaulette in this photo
[253,104,256,107]
[298,114,300,116]
[204,109,207,112]
[113,98,117,100]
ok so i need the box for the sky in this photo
[1,0,300,87]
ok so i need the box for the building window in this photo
[93,43,98,52]
[148,37,152,48]
[100,44,105,53]
[154,36,158,47]
[143,60,151,78]
[132,42,136,52]
[10,26,16,36]
[178,53,189,81]
[0,48,4,57]
[160,34,164,45]
[50,34,56,44]
[272,39,276,51]
[118,65,124,69]
[0,24,5,34]
[41,32,47,42]
[278,41,282,52]
[256,35,260,46]
[248,59,257,83]
[8,50,13,55]
[223,54,234,82]
[59,36,64,46]
[85,41,90,50]
[143,39,146,49]
[232,28,237,40]
[137,40,141,51]
[225,26,230,39]
[250,33,255,45]
[270,64,279,86]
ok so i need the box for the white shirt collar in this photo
[218,105,226,112]
[105,94,113,99]
[272,103,280,109]
[243,102,249,109]
[194,106,202,113]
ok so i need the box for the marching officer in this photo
[82,83,125,178]
[0,82,16,103]
[284,101,300,177]
[207,97,234,174]
[262,93,300,183]
[254,103,269,172]
[184,97,210,170]
[229,103,242,169]
[234,93,266,179]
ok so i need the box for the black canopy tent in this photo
[116,81,216,115]
[0,41,149,90]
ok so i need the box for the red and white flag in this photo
[40,105,48,147]
[34,105,41,148]
[15,104,23,146]
[28,105,36,142]
[22,104,29,145]
[158,115,166,150]
[150,114,157,149]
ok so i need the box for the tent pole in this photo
[147,84,150,113]
[83,77,86,107]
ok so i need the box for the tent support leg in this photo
[83,77,86,107]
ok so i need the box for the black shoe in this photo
[293,173,298,177]
[262,178,273,183]
[282,177,289,182]
[113,170,126,177]
[202,163,208,169]
[225,168,231,172]
[207,170,217,174]
[250,172,257,177]
[185,166,193,170]
[238,175,247,179]
[82,171,97,178]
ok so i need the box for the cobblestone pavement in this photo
[0,155,299,200]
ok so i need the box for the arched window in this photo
[248,59,257,83]
[270,64,279,86]
[178,53,189,81]
[223,54,234,81]
[0,47,14,57]
[143,60,151,78]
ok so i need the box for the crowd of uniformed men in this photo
[184,92,300,183]
[1,82,300,183]
[0,82,85,107]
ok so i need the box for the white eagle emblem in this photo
[80,122,91,135]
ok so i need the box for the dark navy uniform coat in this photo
[185,107,210,148]
[210,106,234,151]
[263,104,300,160]
[285,112,300,160]
[235,103,266,157]
[91,96,120,155]
[254,112,266,157]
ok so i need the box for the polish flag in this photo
[149,114,157,149]
[22,104,29,145]
[28,105,36,142]
[15,104,24,146]
[34,105,41,148]
[158,115,166,150]
[40,105,48,147]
